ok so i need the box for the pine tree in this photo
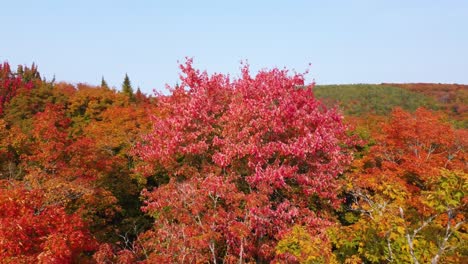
[122,74,134,99]
[101,76,109,89]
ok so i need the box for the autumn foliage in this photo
[131,59,353,262]
[0,62,35,116]
[0,182,97,263]
[0,61,466,263]
[333,108,467,263]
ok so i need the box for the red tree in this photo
[132,59,352,262]
[0,181,98,263]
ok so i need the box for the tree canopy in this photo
[0,61,466,263]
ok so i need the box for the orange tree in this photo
[333,108,467,263]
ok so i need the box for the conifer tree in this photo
[17,65,24,75]
[122,74,134,98]
[101,76,109,89]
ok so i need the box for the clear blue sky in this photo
[2,0,467,94]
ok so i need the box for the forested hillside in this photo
[315,83,467,128]
[314,84,439,115]
[0,62,466,263]
[384,83,468,128]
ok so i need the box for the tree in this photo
[0,118,29,181]
[101,76,109,89]
[0,62,35,116]
[276,225,338,263]
[0,181,98,263]
[122,74,134,99]
[131,59,353,262]
[22,104,122,241]
[67,83,130,134]
[135,87,147,103]
[3,80,69,132]
[84,104,154,239]
[333,108,467,263]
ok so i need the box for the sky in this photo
[2,0,468,94]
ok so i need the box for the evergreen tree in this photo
[17,65,24,75]
[122,74,134,99]
[101,76,109,89]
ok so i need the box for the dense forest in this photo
[0,61,466,263]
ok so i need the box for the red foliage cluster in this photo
[0,62,34,115]
[133,59,353,262]
[0,182,97,263]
